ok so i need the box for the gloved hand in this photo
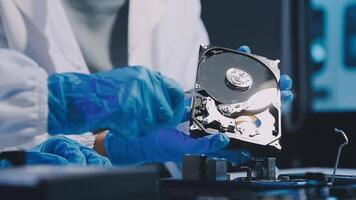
[0,136,112,168]
[237,45,294,104]
[103,128,251,166]
[32,136,112,166]
[48,66,185,138]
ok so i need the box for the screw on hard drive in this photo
[331,128,349,186]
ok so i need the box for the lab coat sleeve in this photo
[178,0,210,90]
[0,49,49,150]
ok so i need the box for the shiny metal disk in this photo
[225,67,253,90]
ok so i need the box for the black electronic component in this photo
[182,154,207,180]
[207,158,229,181]
[182,155,229,181]
[235,157,277,181]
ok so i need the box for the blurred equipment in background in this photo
[310,0,356,112]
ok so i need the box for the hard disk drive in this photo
[189,45,282,154]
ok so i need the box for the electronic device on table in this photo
[159,45,355,200]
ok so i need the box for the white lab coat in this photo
[0,0,209,149]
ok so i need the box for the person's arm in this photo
[94,131,108,156]
[47,66,185,138]
[0,51,185,151]
[0,49,49,150]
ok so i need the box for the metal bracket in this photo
[331,128,349,186]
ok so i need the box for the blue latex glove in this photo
[32,136,112,166]
[104,128,251,166]
[237,45,294,104]
[0,136,112,168]
[48,66,185,138]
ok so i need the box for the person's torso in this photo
[0,0,208,90]
[62,0,128,73]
